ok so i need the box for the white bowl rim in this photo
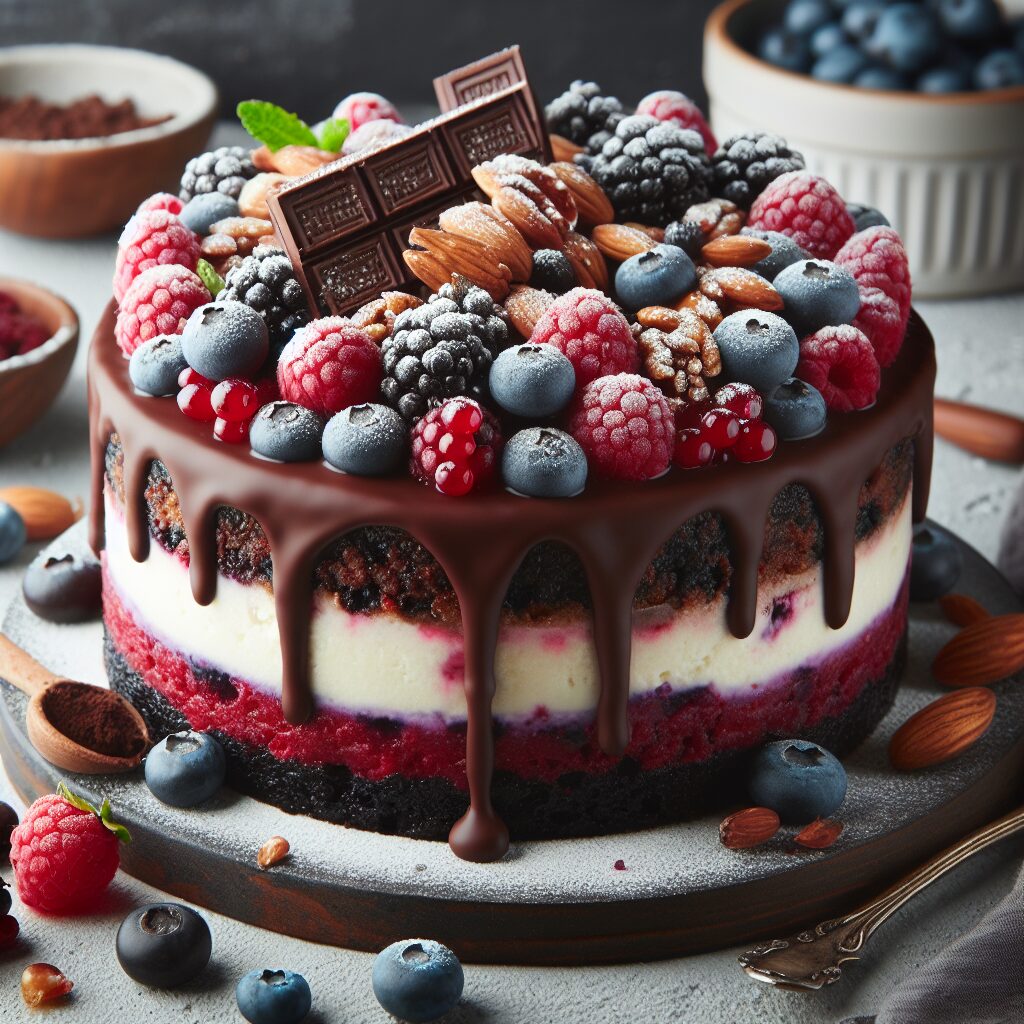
[709,0,1024,108]
[0,277,79,376]
[0,44,219,154]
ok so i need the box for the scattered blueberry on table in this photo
[373,938,465,1024]
[236,968,312,1024]
[116,903,212,988]
[0,502,27,565]
[749,739,848,823]
[910,522,963,601]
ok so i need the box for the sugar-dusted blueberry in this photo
[322,402,407,476]
[810,21,848,59]
[663,219,706,261]
[867,3,942,73]
[236,969,312,1024]
[530,249,577,294]
[129,334,189,396]
[713,311,800,394]
[758,26,812,72]
[749,739,848,824]
[614,244,697,311]
[936,0,1001,41]
[854,65,908,90]
[116,903,212,988]
[0,878,11,917]
[503,427,588,498]
[23,551,101,623]
[764,378,828,440]
[0,502,26,565]
[845,202,890,231]
[489,343,576,419]
[178,192,240,236]
[741,229,808,281]
[181,300,268,382]
[144,730,226,808]
[974,50,1024,89]
[249,401,325,463]
[910,522,963,601]
[774,258,861,336]
[784,0,834,36]
[372,939,464,1024]
[812,43,869,82]
[842,1,884,43]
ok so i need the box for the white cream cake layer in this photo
[104,494,912,720]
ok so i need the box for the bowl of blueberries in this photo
[704,0,1024,297]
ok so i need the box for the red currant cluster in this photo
[176,369,278,444]
[674,383,777,469]
[410,398,503,497]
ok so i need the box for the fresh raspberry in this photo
[635,90,718,154]
[115,265,211,357]
[530,287,637,388]
[113,210,200,303]
[570,373,674,480]
[835,227,911,310]
[277,317,382,417]
[797,325,880,412]
[9,786,128,915]
[332,91,403,132]
[747,171,855,260]
[134,192,184,218]
[852,284,908,369]
[410,397,503,496]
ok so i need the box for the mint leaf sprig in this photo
[237,100,349,154]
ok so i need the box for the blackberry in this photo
[580,115,713,227]
[710,133,805,211]
[219,245,311,354]
[179,146,257,203]
[381,278,509,422]
[663,219,707,261]
[544,80,626,154]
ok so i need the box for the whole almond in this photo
[238,172,289,219]
[0,487,80,541]
[591,223,656,262]
[939,593,990,628]
[624,223,666,243]
[439,202,532,282]
[269,145,338,177]
[563,230,609,291]
[549,162,614,227]
[889,687,997,771]
[701,235,773,268]
[710,267,784,311]
[549,133,584,163]
[719,806,780,849]
[932,613,1024,687]
[794,819,844,850]
[675,290,724,330]
[504,285,556,338]
[257,835,290,869]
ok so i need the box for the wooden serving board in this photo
[1,524,1022,966]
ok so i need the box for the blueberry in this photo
[764,378,828,440]
[129,334,189,396]
[502,428,588,498]
[936,0,1001,40]
[236,969,312,1024]
[249,401,325,463]
[145,730,226,808]
[758,27,812,72]
[372,939,464,1024]
[322,402,407,476]
[854,65,908,90]
[810,22,848,58]
[713,311,800,394]
[775,259,861,336]
[530,249,577,294]
[841,1,885,43]
[0,802,16,857]
[179,192,240,235]
[910,523,963,601]
[23,551,101,624]
[742,229,809,281]
[784,0,834,36]
[0,879,11,917]
[812,43,870,82]
[749,739,848,824]
[917,65,973,93]
[845,202,890,231]
[974,50,1024,89]
[181,300,269,382]
[489,344,576,418]
[0,502,26,565]
[867,4,943,73]
[615,244,697,311]
[116,903,212,988]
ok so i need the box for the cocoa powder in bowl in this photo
[0,94,169,142]
[39,681,147,758]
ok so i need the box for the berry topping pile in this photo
[110,77,913,496]
[0,289,50,362]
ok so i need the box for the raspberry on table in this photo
[835,226,911,315]
[115,265,211,357]
[797,324,881,412]
[277,317,382,418]
[569,373,674,480]
[636,90,718,155]
[410,397,503,496]
[747,171,856,260]
[113,210,200,303]
[852,284,908,368]
[530,287,637,388]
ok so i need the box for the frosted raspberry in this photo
[115,265,211,357]
[569,373,674,480]
[835,227,910,309]
[277,317,382,418]
[9,787,127,915]
[409,397,503,496]
[113,209,200,303]
[636,90,717,154]
[332,91,403,132]
[530,287,637,388]
[747,171,855,260]
[797,325,880,412]
[852,284,908,368]
[135,192,184,218]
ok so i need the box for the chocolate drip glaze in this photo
[89,302,935,862]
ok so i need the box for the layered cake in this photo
[89,52,934,862]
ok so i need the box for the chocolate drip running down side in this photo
[88,303,935,862]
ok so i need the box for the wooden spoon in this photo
[0,632,149,773]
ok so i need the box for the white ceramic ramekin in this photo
[704,0,1024,298]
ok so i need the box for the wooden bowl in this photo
[0,45,218,238]
[0,276,79,447]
